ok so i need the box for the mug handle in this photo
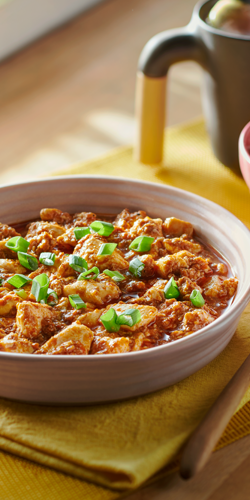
[135,26,204,164]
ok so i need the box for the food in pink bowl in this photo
[239,121,250,187]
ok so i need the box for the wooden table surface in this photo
[0,0,250,498]
[0,0,202,184]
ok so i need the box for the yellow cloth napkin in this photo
[1,119,250,500]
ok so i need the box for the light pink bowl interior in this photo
[239,121,250,187]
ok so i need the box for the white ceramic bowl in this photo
[0,176,250,405]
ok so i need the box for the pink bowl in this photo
[239,121,250,187]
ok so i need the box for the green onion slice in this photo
[129,257,145,278]
[39,252,56,266]
[5,236,30,253]
[69,255,88,273]
[0,278,4,286]
[46,288,59,306]
[78,267,100,280]
[103,269,125,282]
[97,243,117,256]
[190,289,205,308]
[117,308,141,327]
[68,294,86,310]
[90,221,114,237]
[31,273,50,302]
[7,274,32,289]
[15,289,28,299]
[164,277,180,299]
[18,252,38,271]
[129,236,154,252]
[74,227,91,240]
[100,308,120,333]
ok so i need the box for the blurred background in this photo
[0,0,202,184]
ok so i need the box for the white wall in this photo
[0,0,105,62]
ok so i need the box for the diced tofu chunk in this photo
[136,280,166,305]
[177,277,202,299]
[0,292,20,315]
[78,309,104,328]
[180,252,212,280]
[203,276,238,299]
[0,239,17,259]
[74,234,129,271]
[155,251,189,278]
[36,322,93,355]
[73,212,96,227]
[163,238,202,254]
[26,232,57,255]
[163,217,193,237]
[114,209,146,230]
[16,301,59,339]
[26,221,65,239]
[137,254,156,277]
[0,333,37,353]
[156,300,189,330]
[57,227,77,247]
[155,251,211,280]
[0,317,15,336]
[183,309,215,332]
[131,332,145,351]
[56,254,77,277]
[129,217,163,238]
[40,208,72,224]
[106,302,158,332]
[0,258,26,274]
[91,335,130,354]
[0,223,20,241]
[64,279,120,306]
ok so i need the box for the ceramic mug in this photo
[135,0,250,175]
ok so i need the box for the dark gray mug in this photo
[135,0,250,175]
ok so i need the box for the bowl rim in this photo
[0,175,249,362]
[239,121,250,164]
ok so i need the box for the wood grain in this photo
[180,353,250,479]
[124,434,250,500]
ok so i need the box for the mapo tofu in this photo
[0,208,238,355]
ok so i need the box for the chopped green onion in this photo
[78,267,100,280]
[46,288,59,306]
[0,278,4,286]
[90,221,114,237]
[100,308,120,333]
[97,243,117,256]
[18,252,38,271]
[31,273,49,302]
[69,255,88,273]
[190,289,205,308]
[129,236,154,252]
[68,294,86,310]
[103,269,125,282]
[15,289,28,299]
[117,308,141,327]
[101,307,141,332]
[39,252,56,266]
[129,257,145,278]
[5,236,30,253]
[74,227,91,240]
[164,277,180,299]
[6,274,32,289]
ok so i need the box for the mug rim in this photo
[194,0,250,41]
